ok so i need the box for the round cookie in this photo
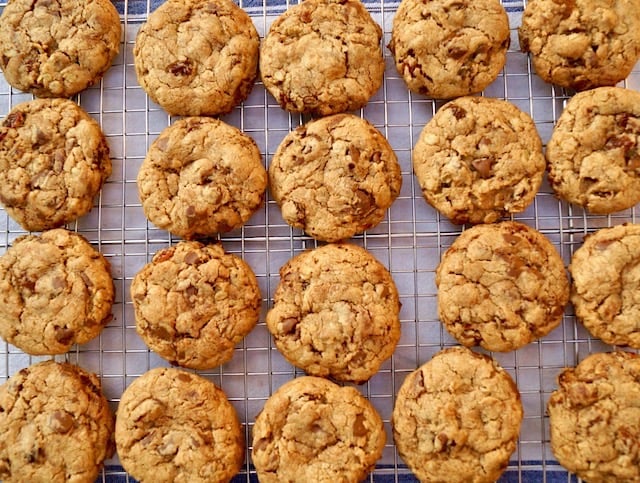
[519,0,640,91]
[0,229,114,355]
[251,376,385,483]
[131,240,262,369]
[413,96,545,225]
[569,223,640,348]
[269,114,402,242]
[0,0,120,98]
[133,0,259,116]
[137,117,267,239]
[392,346,523,483]
[260,0,384,116]
[389,0,509,99]
[266,243,401,384]
[546,87,640,214]
[115,367,244,483]
[0,98,112,231]
[436,221,569,352]
[548,351,640,482]
[0,361,114,483]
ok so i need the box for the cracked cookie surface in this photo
[392,346,523,483]
[0,360,114,483]
[266,243,401,383]
[251,376,385,483]
[137,117,267,239]
[0,229,114,355]
[389,0,509,99]
[546,87,640,214]
[519,0,640,91]
[0,0,120,98]
[548,351,640,482]
[115,367,243,483]
[133,0,259,116]
[436,221,569,352]
[269,114,401,242]
[413,96,545,225]
[569,223,640,348]
[260,0,384,116]
[131,240,261,369]
[0,98,112,231]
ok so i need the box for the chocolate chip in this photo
[49,410,74,434]
[177,372,192,383]
[167,59,194,76]
[471,157,493,178]
[186,205,196,218]
[253,437,270,453]
[354,190,374,215]
[54,327,75,346]
[348,146,360,165]
[448,105,467,120]
[80,272,93,289]
[448,46,467,59]
[353,414,367,437]
[280,317,298,334]
[52,276,67,292]
[3,111,25,129]
[184,251,199,265]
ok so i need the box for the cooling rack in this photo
[0,0,638,481]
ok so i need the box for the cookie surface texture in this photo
[569,223,640,348]
[0,229,114,355]
[266,243,401,383]
[252,376,385,483]
[131,240,261,369]
[392,346,523,483]
[260,0,384,116]
[137,117,267,239]
[519,0,640,91]
[0,98,112,231]
[548,351,640,482]
[133,0,259,116]
[269,113,402,242]
[546,87,640,214]
[0,361,115,483]
[389,0,509,99]
[436,221,569,352]
[115,367,244,483]
[413,96,545,225]
[0,0,120,97]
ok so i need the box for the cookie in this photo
[133,0,259,116]
[251,376,385,483]
[131,240,261,369]
[436,221,569,352]
[392,346,523,483]
[413,96,545,225]
[115,367,244,483]
[519,0,640,91]
[389,0,509,99]
[569,223,640,348]
[259,0,384,116]
[546,87,640,214]
[0,229,114,355]
[0,0,120,97]
[137,117,267,239]
[269,113,402,242]
[0,98,112,231]
[266,243,401,384]
[0,361,114,483]
[548,351,640,482]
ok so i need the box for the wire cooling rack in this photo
[1,0,639,481]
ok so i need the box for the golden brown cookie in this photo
[392,347,523,483]
[251,376,385,483]
[115,367,243,483]
[131,240,262,369]
[548,351,640,482]
[266,243,401,384]
[0,361,115,483]
[269,114,402,242]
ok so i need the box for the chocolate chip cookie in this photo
[0,229,114,355]
[269,113,402,242]
[392,346,523,483]
[131,240,262,369]
[137,117,267,239]
[251,376,385,483]
[0,361,114,483]
[133,0,259,116]
[413,96,546,225]
[266,243,401,384]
